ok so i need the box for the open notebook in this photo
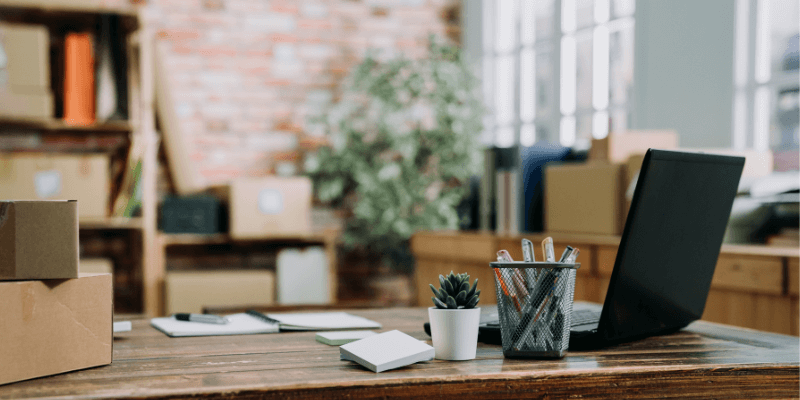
[151,311,382,337]
[151,313,279,337]
[247,311,382,331]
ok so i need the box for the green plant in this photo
[430,271,480,309]
[305,38,483,268]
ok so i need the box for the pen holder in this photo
[489,261,580,359]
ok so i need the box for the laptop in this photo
[426,149,745,349]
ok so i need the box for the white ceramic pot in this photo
[428,306,481,360]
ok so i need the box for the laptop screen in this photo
[598,149,745,343]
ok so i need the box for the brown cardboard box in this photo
[589,130,678,164]
[545,162,625,235]
[80,258,113,274]
[0,22,50,89]
[678,148,773,177]
[0,200,78,280]
[0,153,110,218]
[0,273,112,385]
[229,177,312,239]
[0,89,53,119]
[165,270,275,314]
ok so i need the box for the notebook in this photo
[339,330,435,373]
[248,311,382,331]
[151,313,279,337]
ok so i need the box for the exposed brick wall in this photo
[141,0,461,187]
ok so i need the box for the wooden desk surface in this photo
[1,308,798,399]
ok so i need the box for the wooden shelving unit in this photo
[0,1,159,315]
[0,117,132,133]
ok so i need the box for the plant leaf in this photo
[439,274,446,288]
[433,297,447,309]
[446,296,457,309]
[443,278,454,295]
[429,284,439,297]
[459,280,470,293]
[455,290,467,305]
[438,288,448,301]
[467,279,478,298]
[465,296,479,309]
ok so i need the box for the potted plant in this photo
[305,38,483,287]
[428,271,481,360]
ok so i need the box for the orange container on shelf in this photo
[63,32,95,125]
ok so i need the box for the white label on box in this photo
[257,189,283,214]
[34,170,62,198]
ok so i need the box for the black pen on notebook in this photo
[174,313,229,324]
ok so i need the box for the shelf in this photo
[80,217,143,230]
[0,1,140,31]
[159,232,335,246]
[0,117,132,134]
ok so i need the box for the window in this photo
[733,0,800,152]
[479,0,635,149]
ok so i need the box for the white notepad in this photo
[266,312,382,331]
[316,330,377,346]
[151,313,279,337]
[339,330,435,373]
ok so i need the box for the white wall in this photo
[632,0,736,148]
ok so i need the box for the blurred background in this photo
[0,0,797,334]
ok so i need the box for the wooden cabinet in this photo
[412,231,800,336]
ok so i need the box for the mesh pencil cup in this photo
[489,261,580,358]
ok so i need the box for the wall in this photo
[143,0,460,186]
[631,0,735,148]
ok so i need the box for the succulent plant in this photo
[430,271,480,309]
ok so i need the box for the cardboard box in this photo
[0,200,78,280]
[545,162,625,235]
[589,130,678,164]
[0,89,53,119]
[0,153,110,217]
[0,273,112,385]
[165,270,275,314]
[678,148,773,178]
[229,177,312,239]
[80,258,113,274]
[0,22,50,90]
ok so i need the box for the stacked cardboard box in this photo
[0,201,112,386]
[0,23,53,119]
[0,153,110,218]
[545,131,678,235]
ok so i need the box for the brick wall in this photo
[142,0,461,187]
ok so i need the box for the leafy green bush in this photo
[305,39,483,266]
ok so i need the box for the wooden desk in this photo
[1,308,797,399]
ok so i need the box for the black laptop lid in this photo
[597,149,745,343]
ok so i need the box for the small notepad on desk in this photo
[151,313,279,337]
[339,330,435,373]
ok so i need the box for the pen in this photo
[542,237,555,262]
[559,246,574,263]
[566,248,580,263]
[521,238,538,288]
[174,313,229,325]
[521,239,535,262]
[496,251,522,313]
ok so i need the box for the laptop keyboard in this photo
[482,309,600,328]
[570,309,601,327]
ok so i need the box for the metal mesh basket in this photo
[489,262,580,358]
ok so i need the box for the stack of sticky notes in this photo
[0,201,113,385]
[339,330,435,373]
[316,330,377,346]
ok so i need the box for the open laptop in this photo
[427,149,745,349]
